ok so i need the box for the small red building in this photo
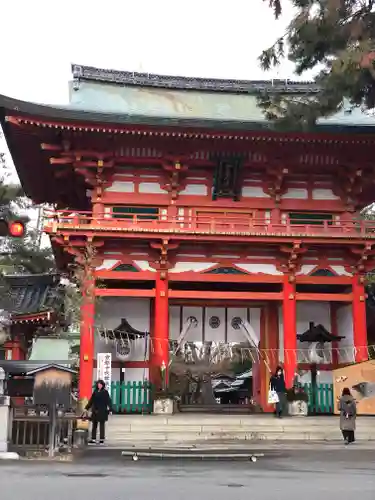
[1,64,374,410]
[0,274,64,362]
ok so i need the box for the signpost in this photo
[96,353,112,389]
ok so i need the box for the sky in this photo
[0,0,298,182]
[0,0,297,104]
[0,0,299,189]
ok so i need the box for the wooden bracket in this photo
[162,160,188,201]
[333,166,364,210]
[149,240,180,276]
[264,166,288,203]
[349,243,374,273]
[278,242,307,275]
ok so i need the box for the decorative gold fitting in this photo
[289,293,295,300]
[175,162,181,170]
[160,290,166,297]
[360,296,365,302]
[288,275,295,283]
[98,160,104,167]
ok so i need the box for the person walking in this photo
[84,379,113,444]
[270,366,287,418]
[338,387,356,445]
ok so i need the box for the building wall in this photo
[169,305,261,343]
[95,298,261,382]
[279,302,333,364]
[94,298,151,383]
[99,164,350,217]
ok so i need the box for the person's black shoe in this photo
[88,439,97,445]
[99,440,105,445]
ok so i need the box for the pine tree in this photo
[0,151,55,275]
[259,0,375,128]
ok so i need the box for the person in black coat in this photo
[270,366,287,418]
[85,380,113,444]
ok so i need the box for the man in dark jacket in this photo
[85,380,113,444]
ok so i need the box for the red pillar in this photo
[79,279,95,403]
[4,337,24,360]
[352,275,368,363]
[283,275,297,388]
[151,272,169,388]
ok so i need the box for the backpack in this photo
[342,401,354,418]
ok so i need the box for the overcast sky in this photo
[1,0,299,181]
[0,0,298,104]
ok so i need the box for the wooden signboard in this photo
[333,360,375,415]
[28,364,76,408]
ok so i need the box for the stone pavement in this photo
[2,450,375,500]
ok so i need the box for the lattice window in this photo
[310,268,336,277]
[112,264,139,272]
[289,212,333,226]
[112,206,159,220]
[205,266,247,275]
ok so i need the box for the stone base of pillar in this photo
[153,398,175,415]
[73,429,88,449]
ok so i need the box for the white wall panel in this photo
[296,302,331,364]
[227,308,248,343]
[204,307,226,342]
[169,305,182,341]
[182,306,203,343]
[95,298,150,362]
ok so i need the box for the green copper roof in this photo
[66,64,375,129]
[29,338,70,362]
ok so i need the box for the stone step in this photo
[103,415,375,444]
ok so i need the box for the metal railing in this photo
[43,209,375,239]
[9,405,78,453]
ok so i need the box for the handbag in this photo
[268,389,279,404]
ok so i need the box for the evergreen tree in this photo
[0,150,55,276]
[259,0,375,128]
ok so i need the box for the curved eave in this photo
[2,93,375,208]
[1,93,375,136]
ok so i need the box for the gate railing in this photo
[9,405,78,452]
[303,383,334,414]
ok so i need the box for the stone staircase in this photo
[104,414,375,446]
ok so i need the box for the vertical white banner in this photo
[97,352,112,390]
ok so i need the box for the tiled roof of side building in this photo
[71,63,321,94]
[2,273,64,317]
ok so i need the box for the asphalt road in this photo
[1,450,375,500]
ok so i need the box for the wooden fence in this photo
[108,381,153,414]
[303,383,334,414]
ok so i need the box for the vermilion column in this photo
[151,272,169,387]
[352,275,368,363]
[79,278,95,404]
[283,275,297,388]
